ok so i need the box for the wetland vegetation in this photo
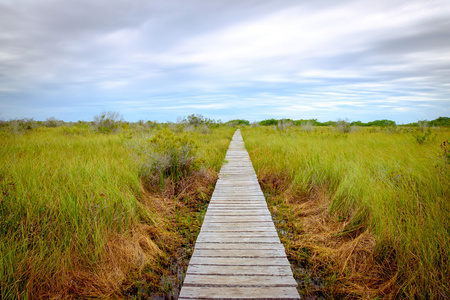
[0,114,234,299]
[243,122,450,299]
[0,114,449,299]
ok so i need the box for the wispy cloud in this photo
[0,0,449,122]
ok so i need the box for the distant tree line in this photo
[257,117,450,127]
[1,114,449,133]
[408,117,450,127]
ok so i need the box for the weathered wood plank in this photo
[200,228,277,233]
[192,248,287,257]
[197,232,279,238]
[193,242,285,250]
[178,129,300,299]
[200,222,276,227]
[183,274,298,287]
[188,256,291,266]
[195,237,281,244]
[178,286,300,299]
[207,205,268,208]
[203,216,273,222]
[186,265,294,276]
[205,211,269,215]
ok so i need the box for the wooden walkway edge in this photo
[179,129,301,300]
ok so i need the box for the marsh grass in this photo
[0,124,234,298]
[242,126,450,299]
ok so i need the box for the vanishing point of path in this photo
[179,129,301,299]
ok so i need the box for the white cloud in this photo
[0,0,449,122]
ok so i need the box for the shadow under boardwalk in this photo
[179,129,301,300]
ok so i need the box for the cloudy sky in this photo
[1,0,449,123]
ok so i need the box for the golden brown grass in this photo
[260,172,391,299]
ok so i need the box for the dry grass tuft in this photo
[135,167,218,298]
[36,225,163,299]
[41,168,217,299]
[260,173,395,299]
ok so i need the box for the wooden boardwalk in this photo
[179,130,300,300]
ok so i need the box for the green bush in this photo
[226,119,250,126]
[139,129,198,185]
[260,118,278,126]
[429,117,450,126]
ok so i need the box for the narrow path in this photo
[179,129,300,300]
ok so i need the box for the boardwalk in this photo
[179,130,300,300]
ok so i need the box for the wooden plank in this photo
[208,204,266,206]
[204,208,269,213]
[203,216,273,222]
[195,237,281,244]
[197,232,279,238]
[183,274,298,287]
[200,222,275,227]
[193,243,285,250]
[188,256,291,266]
[186,265,294,276]
[192,248,287,257]
[207,203,268,206]
[178,286,300,299]
[209,199,265,202]
[200,228,277,233]
[207,205,268,208]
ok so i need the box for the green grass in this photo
[4,120,447,298]
[242,126,450,299]
[0,124,234,298]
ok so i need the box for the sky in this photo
[0,0,449,123]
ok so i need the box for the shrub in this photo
[366,119,396,127]
[429,117,450,126]
[146,120,159,129]
[198,125,211,134]
[260,118,278,126]
[9,118,37,133]
[277,119,293,131]
[335,119,351,133]
[301,121,315,132]
[226,119,250,126]
[187,114,204,127]
[139,129,198,186]
[93,111,123,133]
[181,114,215,127]
[45,117,63,127]
[413,128,436,144]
